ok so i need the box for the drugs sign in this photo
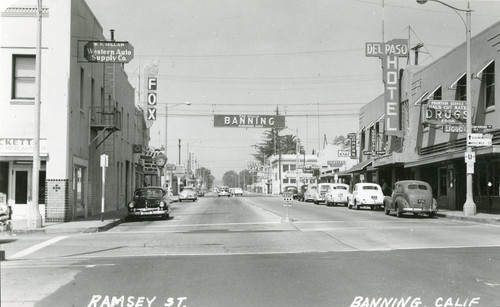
[424,100,467,125]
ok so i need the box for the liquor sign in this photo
[443,125,466,133]
[83,41,134,63]
[347,133,357,159]
[214,115,285,128]
[366,39,409,136]
[424,100,466,126]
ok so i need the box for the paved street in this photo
[2,195,500,306]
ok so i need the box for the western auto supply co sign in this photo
[84,41,134,63]
[214,115,285,128]
[366,39,409,136]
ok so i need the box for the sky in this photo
[79,0,500,180]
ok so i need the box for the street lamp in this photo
[417,0,475,215]
[164,101,191,193]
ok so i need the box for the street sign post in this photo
[100,154,108,222]
[467,133,492,147]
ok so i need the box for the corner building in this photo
[0,0,148,227]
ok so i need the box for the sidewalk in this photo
[1,208,499,236]
[4,208,129,235]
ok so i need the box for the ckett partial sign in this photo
[214,115,285,128]
[83,41,134,63]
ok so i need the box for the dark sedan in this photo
[127,186,171,219]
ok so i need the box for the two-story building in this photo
[0,0,149,228]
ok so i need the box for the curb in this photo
[436,212,500,225]
[7,217,127,235]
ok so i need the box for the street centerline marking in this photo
[8,236,68,259]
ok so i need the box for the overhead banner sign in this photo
[83,41,134,63]
[424,100,467,126]
[366,39,409,137]
[214,115,285,128]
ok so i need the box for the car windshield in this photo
[362,186,379,190]
[407,184,428,190]
[182,188,194,192]
[333,186,348,190]
[135,189,163,198]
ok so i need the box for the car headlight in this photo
[128,202,135,208]
[159,201,166,208]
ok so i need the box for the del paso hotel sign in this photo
[214,115,285,128]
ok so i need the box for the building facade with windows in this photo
[269,154,318,195]
[351,20,499,213]
[0,0,148,227]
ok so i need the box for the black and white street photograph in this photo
[1,0,500,306]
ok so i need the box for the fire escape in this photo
[89,63,122,164]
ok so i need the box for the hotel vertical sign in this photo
[366,39,408,136]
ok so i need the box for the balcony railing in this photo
[90,106,122,131]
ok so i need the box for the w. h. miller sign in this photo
[83,41,134,63]
[214,115,285,128]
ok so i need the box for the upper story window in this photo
[455,74,466,101]
[482,62,495,109]
[12,55,35,100]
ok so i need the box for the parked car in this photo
[179,187,197,202]
[384,180,438,218]
[196,189,205,197]
[218,186,231,197]
[325,183,351,206]
[314,183,335,205]
[283,186,298,199]
[348,183,384,210]
[303,184,318,202]
[127,186,171,219]
[297,184,308,201]
[232,187,243,196]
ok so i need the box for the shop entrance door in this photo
[14,169,29,205]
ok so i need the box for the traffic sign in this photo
[467,133,492,147]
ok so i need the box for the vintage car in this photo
[297,184,308,201]
[283,186,298,199]
[127,186,171,219]
[218,186,231,197]
[303,184,318,202]
[232,187,243,196]
[314,183,335,205]
[325,183,350,206]
[179,187,198,202]
[348,183,384,210]
[384,180,438,218]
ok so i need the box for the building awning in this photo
[405,145,500,168]
[373,152,418,168]
[346,159,372,173]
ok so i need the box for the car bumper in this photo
[128,209,169,216]
[359,199,383,205]
[179,196,197,200]
[402,207,436,213]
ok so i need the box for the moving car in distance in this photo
[179,186,197,202]
[326,183,350,206]
[297,184,308,202]
[348,183,384,210]
[232,187,243,196]
[127,186,171,219]
[384,180,438,218]
[303,184,318,202]
[218,186,231,197]
[283,186,298,199]
[314,183,334,205]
